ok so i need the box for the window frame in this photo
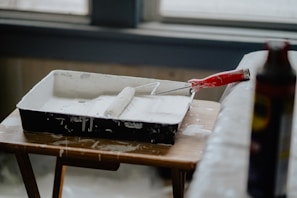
[160,14,297,32]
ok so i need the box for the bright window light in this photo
[0,0,88,15]
[160,0,297,24]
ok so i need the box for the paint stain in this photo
[1,117,21,128]
[183,124,211,137]
[95,144,140,153]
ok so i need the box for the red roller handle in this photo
[188,69,250,92]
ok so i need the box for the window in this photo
[1,0,296,80]
[0,0,88,15]
[159,0,297,30]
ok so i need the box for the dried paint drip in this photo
[51,134,64,139]
[96,144,141,152]
[104,87,135,118]
[52,140,73,146]
[52,139,96,146]
[1,117,21,128]
[183,124,211,138]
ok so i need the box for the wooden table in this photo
[0,100,220,198]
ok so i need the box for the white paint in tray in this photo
[38,94,191,124]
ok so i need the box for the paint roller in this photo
[104,82,160,118]
[104,87,135,118]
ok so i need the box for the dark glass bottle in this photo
[247,41,296,197]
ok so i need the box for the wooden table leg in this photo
[53,157,67,198]
[15,152,40,198]
[171,168,187,198]
[52,156,120,198]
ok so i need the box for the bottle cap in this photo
[265,40,290,51]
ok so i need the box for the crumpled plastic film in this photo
[187,51,297,198]
[0,153,169,198]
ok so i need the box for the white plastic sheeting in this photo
[0,153,170,198]
[187,50,297,198]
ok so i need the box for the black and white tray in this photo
[17,70,194,144]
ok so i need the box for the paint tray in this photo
[17,70,194,144]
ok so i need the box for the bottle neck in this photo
[264,41,291,71]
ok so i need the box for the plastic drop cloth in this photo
[187,51,297,198]
[0,152,170,198]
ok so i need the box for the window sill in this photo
[139,22,297,44]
